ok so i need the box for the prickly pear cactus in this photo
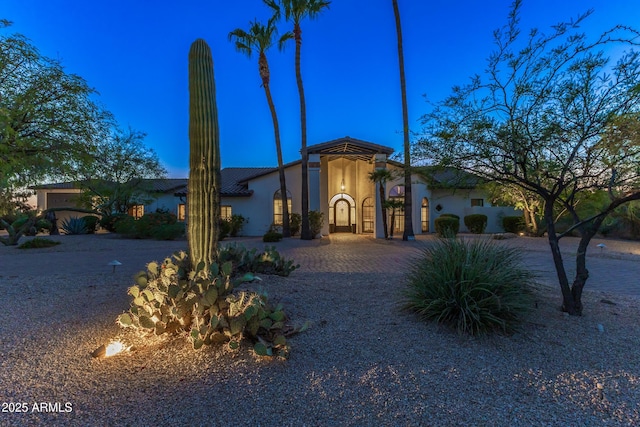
[188,38,221,272]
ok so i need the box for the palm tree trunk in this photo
[379,182,389,239]
[392,0,414,241]
[294,24,312,240]
[261,54,290,237]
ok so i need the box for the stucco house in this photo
[31,136,519,237]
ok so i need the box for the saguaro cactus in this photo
[188,39,221,272]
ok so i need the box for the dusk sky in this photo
[4,1,639,178]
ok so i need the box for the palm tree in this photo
[385,198,404,239]
[229,18,294,236]
[266,0,330,240]
[392,0,415,241]
[369,168,393,239]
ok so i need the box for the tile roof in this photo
[29,182,83,190]
[173,167,277,197]
[413,166,481,189]
[30,179,188,193]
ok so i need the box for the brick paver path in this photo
[271,233,640,297]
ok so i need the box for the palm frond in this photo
[278,31,294,51]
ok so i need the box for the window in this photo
[471,198,484,207]
[221,205,232,221]
[128,204,144,219]
[390,205,404,234]
[421,198,429,232]
[389,185,405,198]
[362,197,374,233]
[177,204,186,221]
[388,186,404,234]
[273,190,292,226]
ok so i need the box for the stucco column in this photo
[319,156,330,235]
[374,153,387,239]
[308,153,321,213]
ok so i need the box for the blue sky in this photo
[4,1,639,177]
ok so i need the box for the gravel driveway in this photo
[0,233,639,426]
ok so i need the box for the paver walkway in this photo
[1,232,639,297]
[272,233,640,297]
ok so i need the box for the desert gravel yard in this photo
[0,233,639,426]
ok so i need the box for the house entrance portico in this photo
[306,136,395,237]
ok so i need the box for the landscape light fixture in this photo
[91,340,129,358]
[108,260,122,273]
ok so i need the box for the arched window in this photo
[362,197,374,233]
[273,189,292,226]
[421,198,429,232]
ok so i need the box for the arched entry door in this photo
[334,198,351,232]
[329,193,356,233]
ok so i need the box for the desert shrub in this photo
[0,216,36,246]
[403,238,535,335]
[229,214,246,237]
[263,230,283,242]
[502,216,525,233]
[219,218,232,240]
[114,216,138,237]
[309,210,324,237]
[11,215,42,236]
[117,251,302,357]
[464,214,487,234]
[599,202,640,239]
[434,215,459,237]
[18,237,61,249]
[11,215,29,230]
[151,222,185,240]
[36,219,52,233]
[218,243,299,276]
[100,213,129,232]
[134,214,156,238]
[149,208,177,225]
[114,210,184,239]
[0,212,19,229]
[61,216,88,235]
[83,215,99,234]
[134,210,176,238]
[290,213,301,236]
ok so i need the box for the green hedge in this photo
[464,214,487,234]
[435,215,460,237]
[263,231,283,242]
[502,216,525,233]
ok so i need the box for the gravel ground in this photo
[0,233,639,426]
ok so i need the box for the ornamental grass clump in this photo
[403,237,536,335]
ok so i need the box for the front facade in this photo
[32,137,519,237]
